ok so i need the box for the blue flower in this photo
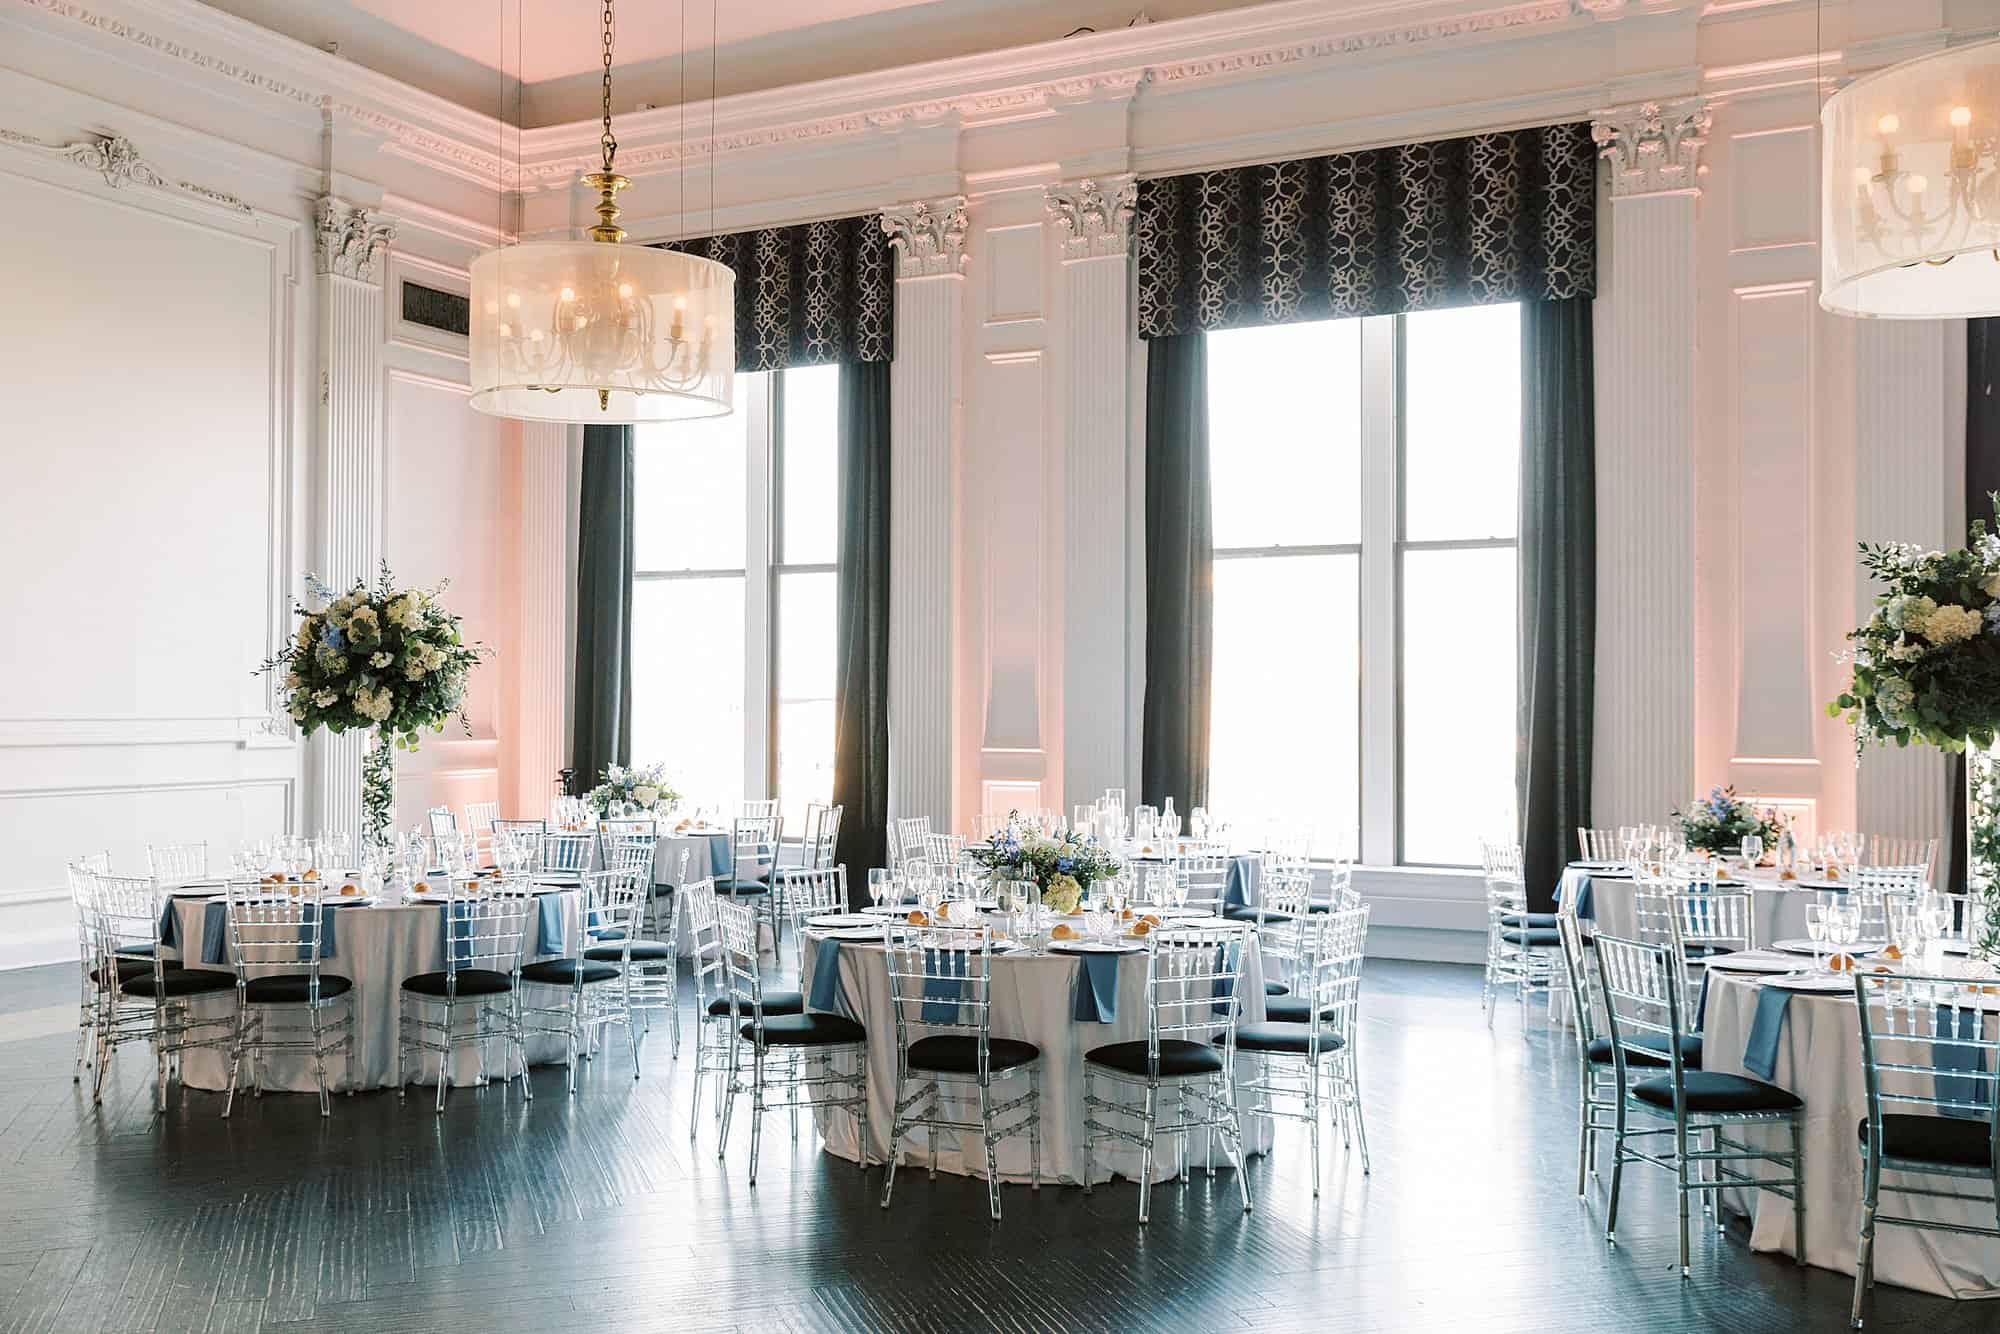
[1056,855,1074,873]
[320,623,347,651]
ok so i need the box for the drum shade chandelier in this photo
[1822,37,2000,319]
[470,0,735,422]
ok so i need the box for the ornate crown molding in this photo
[1592,98,1711,198]
[1045,176,1137,261]
[0,128,253,213]
[881,197,969,278]
[315,196,396,281]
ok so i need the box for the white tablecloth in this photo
[797,927,1275,1186]
[652,831,725,886]
[161,890,591,1092]
[1560,866,1821,946]
[1703,970,2000,1299]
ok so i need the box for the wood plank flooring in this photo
[0,959,1978,1332]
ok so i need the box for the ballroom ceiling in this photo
[198,0,1276,124]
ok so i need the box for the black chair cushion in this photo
[1501,912,1560,929]
[1631,1071,1801,1115]
[1262,995,1337,1024]
[583,939,675,962]
[1682,943,1732,959]
[1501,928,1561,947]
[91,958,154,985]
[1085,1038,1224,1078]
[1230,1021,1346,1055]
[1223,905,1293,924]
[520,959,619,986]
[739,1012,867,1046]
[589,926,627,941]
[1587,1033,1704,1070]
[1859,1114,1995,1169]
[115,943,157,958]
[906,1034,1041,1074]
[402,968,514,998]
[116,967,237,998]
[707,989,805,1017]
[1265,980,1291,997]
[243,973,354,1004]
[718,879,771,896]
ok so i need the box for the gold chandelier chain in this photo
[600,0,617,174]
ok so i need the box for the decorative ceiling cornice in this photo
[0,127,253,213]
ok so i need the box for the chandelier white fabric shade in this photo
[1822,37,2000,318]
[468,241,735,422]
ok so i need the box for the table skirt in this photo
[798,932,1276,1186]
[1560,867,1818,946]
[1702,971,1999,1299]
[160,892,596,1093]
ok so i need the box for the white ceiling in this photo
[199,0,1278,125]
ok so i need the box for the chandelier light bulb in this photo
[560,287,576,302]
[505,292,521,309]
[1952,105,1974,128]
[1908,173,1929,194]
[1878,113,1901,136]
[618,282,634,299]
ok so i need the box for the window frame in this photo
[1208,308,1520,870]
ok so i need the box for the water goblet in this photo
[867,868,893,910]
[1740,834,1764,871]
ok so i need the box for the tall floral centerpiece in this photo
[259,566,488,847]
[968,816,1122,914]
[1672,786,1781,857]
[584,762,679,817]
[1829,507,2000,960]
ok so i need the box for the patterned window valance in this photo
[1135,122,1597,338]
[659,214,893,372]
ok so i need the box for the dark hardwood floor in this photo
[0,958,1977,1333]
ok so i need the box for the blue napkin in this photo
[1224,856,1258,909]
[1693,969,1712,1032]
[535,892,565,956]
[157,902,180,950]
[199,900,230,966]
[920,963,965,1025]
[437,901,475,968]
[1935,1004,1991,1121]
[1742,985,1795,1080]
[1566,871,1597,922]
[1071,952,1121,1023]
[807,937,858,1019]
[1211,941,1240,1016]
[296,903,345,963]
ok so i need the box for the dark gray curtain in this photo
[570,424,634,794]
[1519,299,1595,912]
[832,362,891,902]
[1948,319,2000,892]
[1141,333,1214,813]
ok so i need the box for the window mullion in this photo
[1357,315,1400,867]
[743,374,775,805]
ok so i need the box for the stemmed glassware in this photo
[1805,903,1828,969]
[867,868,894,911]
[1740,834,1764,872]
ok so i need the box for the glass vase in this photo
[362,727,396,850]
[1968,743,2000,965]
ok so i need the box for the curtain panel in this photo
[1134,121,1597,338]
[570,424,635,794]
[1141,333,1215,815]
[1518,299,1596,911]
[833,362,893,897]
[659,215,893,372]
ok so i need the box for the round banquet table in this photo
[1559,864,1832,945]
[159,887,594,1093]
[1702,967,2000,1299]
[797,923,1276,1186]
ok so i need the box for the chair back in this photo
[580,867,647,953]
[922,832,967,876]
[94,873,167,996]
[683,879,728,1014]
[1629,869,1679,950]
[463,801,499,850]
[1172,851,1231,912]
[1592,934,1692,1089]
[1323,857,1361,911]
[537,830,594,878]
[1297,906,1370,1057]
[427,807,458,839]
[722,814,780,882]
[224,879,332,990]
[1669,887,1754,956]
[436,886,532,987]
[891,816,932,870]
[493,818,546,844]
[716,898,770,1028]
[1865,834,1939,883]
[599,825,659,878]
[883,923,998,1064]
[739,798,780,821]
[67,856,109,972]
[1855,972,2000,1180]
[148,842,208,885]
[1143,923,1250,1059]
[801,803,843,870]
[1483,839,1530,927]
[1577,827,1620,861]
[1554,897,1599,1049]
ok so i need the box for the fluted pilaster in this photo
[517,422,570,817]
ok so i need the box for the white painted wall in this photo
[3,0,1988,965]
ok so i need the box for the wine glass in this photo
[867,868,893,910]
[1805,903,1828,968]
[1740,834,1764,872]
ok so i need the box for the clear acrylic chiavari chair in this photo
[536,829,594,883]
[1082,923,1256,1222]
[1232,905,1372,1194]
[1863,835,1939,884]
[221,878,355,1116]
[891,816,933,872]
[90,871,236,1109]
[520,868,646,1092]
[1851,972,2000,1327]
[778,867,850,975]
[1171,850,1232,917]
[67,854,118,1079]
[1577,828,1621,862]
[147,842,209,886]
[880,922,1041,1219]
[923,832,967,878]
[1481,839,1559,1027]
[1594,933,1805,1277]
[426,807,458,840]
[462,801,499,859]
[685,879,805,1135]
[800,803,843,870]
[719,813,782,943]
[716,898,869,1185]
[396,887,533,1113]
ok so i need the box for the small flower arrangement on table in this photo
[1672,786,1781,857]
[968,814,1122,914]
[585,762,679,817]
